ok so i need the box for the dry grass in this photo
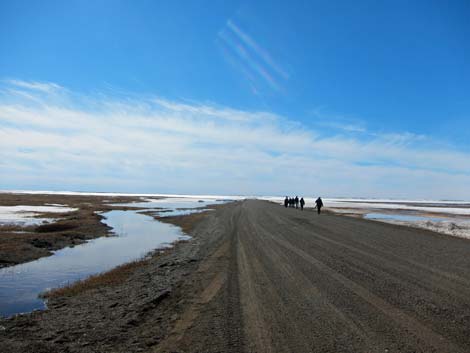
[43,258,150,298]
[0,224,36,233]
[35,222,78,233]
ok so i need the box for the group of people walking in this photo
[284,196,323,214]
[284,196,305,210]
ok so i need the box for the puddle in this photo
[0,210,189,318]
[141,208,214,218]
[114,197,226,218]
[364,213,446,222]
[112,197,226,211]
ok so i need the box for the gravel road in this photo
[157,199,470,352]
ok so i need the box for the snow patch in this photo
[367,219,470,240]
[0,190,246,200]
[0,205,77,226]
[260,196,470,240]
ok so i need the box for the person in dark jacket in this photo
[300,197,305,211]
[315,197,323,214]
[284,196,288,208]
[294,196,299,209]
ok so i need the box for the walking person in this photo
[295,196,299,209]
[284,196,288,208]
[300,197,305,211]
[315,197,323,214]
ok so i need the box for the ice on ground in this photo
[321,198,469,205]
[334,201,470,240]
[0,205,77,226]
[322,200,470,239]
[414,220,470,239]
[0,190,246,201]
[363,216,470,240]
[324,200,470,216]
[261,196,470,216]
[260,196,470,240]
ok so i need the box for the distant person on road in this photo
[300,197,305,211]
[315,197,323,214]
[284,196,288,208]
[295,196,299,209]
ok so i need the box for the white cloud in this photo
[217,19,288,94]
[0,80,469,199]
[4,79,63,93]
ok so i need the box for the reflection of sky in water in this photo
[142,208,214,218]
[114,198,226,218]
[112,197,226,211]
[364,213,446,222]
[0,210,189,318]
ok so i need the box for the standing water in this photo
[0,210,189,317]
[364,213,446,222]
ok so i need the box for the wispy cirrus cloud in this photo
[226,20,289,81]
[1,79,470,199]
[217,19,289,94]
[3,79,64,93]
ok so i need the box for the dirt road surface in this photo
[156,199,470,353]
[2,199,470,353]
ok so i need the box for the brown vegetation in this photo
[35,222,78,233]
[43,258,151,298]
[39,205,210,299]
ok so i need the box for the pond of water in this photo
[0,210,189,318]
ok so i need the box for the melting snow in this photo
[0,205,77,226]
[260,196,470,240]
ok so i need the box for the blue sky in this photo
[1,0,469,199]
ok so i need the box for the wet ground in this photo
[364,212,446,222]
[0,195,226,317]
[0,210,189,317]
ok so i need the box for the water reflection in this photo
[142,208,213,218]
[112,197,226,212]
[364,213,445,222]
[0,210,189,318]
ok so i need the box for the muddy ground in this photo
[2,199,470,352]
[0,193,143,267]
